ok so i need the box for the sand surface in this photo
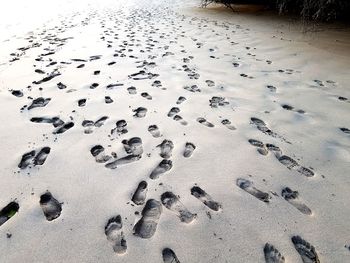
[0,0,350,262]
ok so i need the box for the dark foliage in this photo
[201,0,350,21]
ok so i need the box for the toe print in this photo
[264,243,285,263]
[105,215,127,254]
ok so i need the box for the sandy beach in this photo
[0,0,350,262]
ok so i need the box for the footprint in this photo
[71,59,87,62]
[11,90,23,97]
[127,86,137,94]
[248,139,268,155]
[82,116,108,133]
[35,69,46,74]
[278,156,314,177]
[0,202,19,227]
[190,186,222,211]
[176,96,186,104]
[221,119,236,130]
[240,73,253,79]
[90,145,112,163]
[173,115,188,125]
[278,155,299,168]
[250,117,274,135]
[184,85,201,93]
[78,99,86,107]
[122,137,143,156]
[141,92,152,100]
[248,139,264,148]
[130,70,159,80]
[297,167,315,177]
[53,122,74,134]
[183,142,195,158]
[82,120,94,134]
[18,147,50,169]
[161,191,196,223]
[152,80,162,87]
[132,181,148,205]
[133,199,162,239]
[251,117,266,126]
[57,82,67,90]
[264,243,285,263]
[338,96,348,101]
[197,117,214,127]
[250,117,290,143]
[265,143,282,157]
[340,127,350,134]
[133,107,147,118]
[264,144,313,177]
[18,150,36,169]
[32,72,61,84]
[282,104,294,111]
[282,187,312,215]
[291,236,320,263]
[168,107,180,117]
[266,85,277,92]
[282,104,305,114]
[105,215,127,254]
[111,120,128,136]
[27,97,51,110]
[148,125,161,138]
[94,116,109,127]
[236,178,270,203]
[150,159,173,179]
[90,83,99,89]
[162,248,181,263]
[106,83,124,89]
[205,80,215,87]
[105,96,113,104]
[209,96,229,108]
[33,147,51,165]
[105,155,141,169]
[30,117,64,128]
[39,192,62,221]
[157,140,174,159]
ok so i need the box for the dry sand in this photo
[0,0,350,262]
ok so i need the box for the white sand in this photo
[0,0,350,262]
